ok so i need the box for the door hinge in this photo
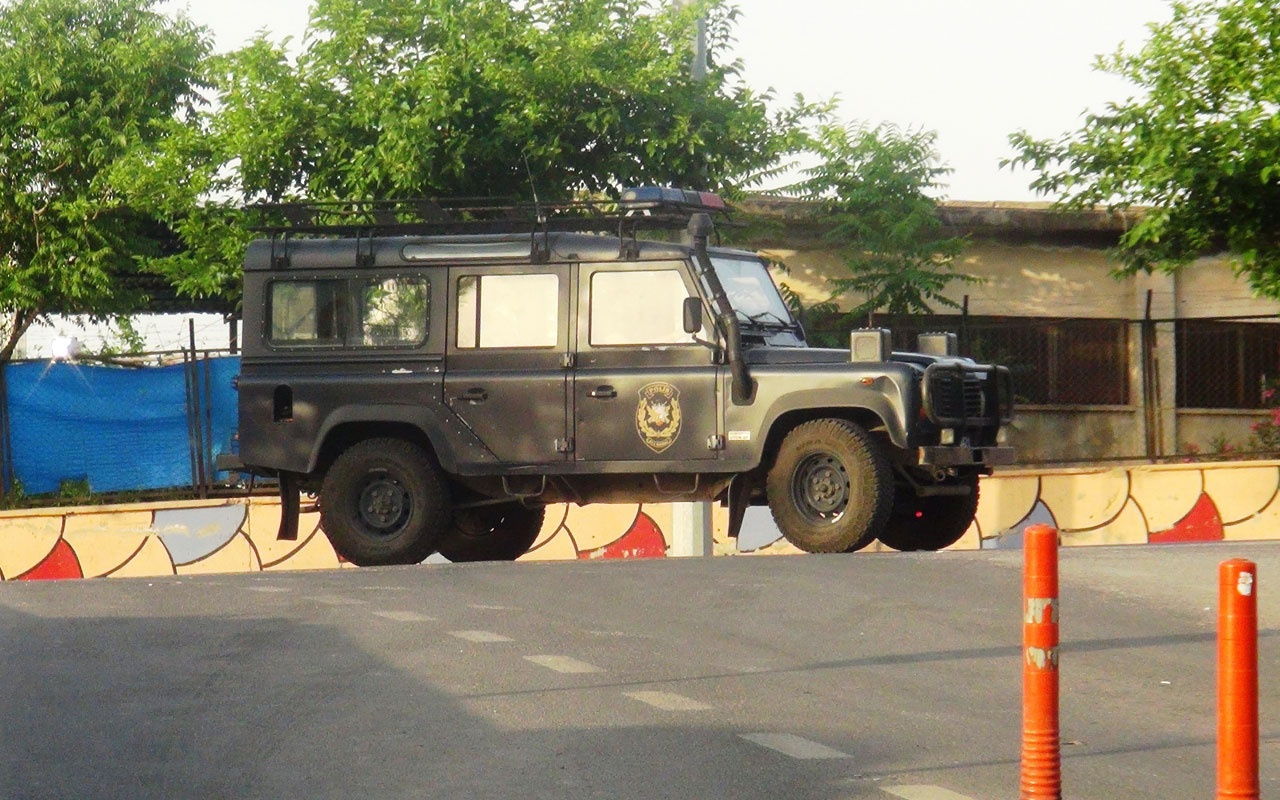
[555,437,575,453]
[561,352,575,369]
[706,434,725,451]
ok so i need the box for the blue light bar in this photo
[620,185,725,212]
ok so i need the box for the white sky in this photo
[175,0,1172,202]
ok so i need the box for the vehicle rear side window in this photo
[268,276,430,348]
[358,277,429,347]
[456,273,559,349]
[589,268,696,346]
[269,279,346,346]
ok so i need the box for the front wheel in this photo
[878,476,980,552]
[766,419,892,553]
[438,503,546,562]
[319,438,451,566]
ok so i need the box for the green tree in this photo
[1006,0,1280,295]
[203,0,813,196]
[777,122,975,337]
[0,0,211,361]
[142,0,824,305]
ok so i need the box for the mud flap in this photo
[277,472,300,541]
[726,475,751,540]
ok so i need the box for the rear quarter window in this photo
[267,276,431,348]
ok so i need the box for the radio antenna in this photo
[523,155,545,224]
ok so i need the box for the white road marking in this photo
[372,611,436,622]
[524,655,604,674]
[623,691,712,711]
[738,733,850,760]
[449,630,513,643]
[470,604,517,610]
[882,786,980,800]
[309,595,365,606]
[246,586,291,593]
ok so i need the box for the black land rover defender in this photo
[229,188,1013,565]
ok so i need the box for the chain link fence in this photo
[828,311,1280,463]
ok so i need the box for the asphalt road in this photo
[1,542,1277,800]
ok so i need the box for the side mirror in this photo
[682,297,703,334]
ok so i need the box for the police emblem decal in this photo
[636,382,682,453]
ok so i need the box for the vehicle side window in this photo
[589,268,696,346]
[456,273,559,349]
[358,277,429,347]
[269,279,346,346]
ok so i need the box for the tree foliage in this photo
[205,0,814,201]
[1006,0,1280,295]
[140,0,823,303]
[779,122,975,329]
[0,0,210,361]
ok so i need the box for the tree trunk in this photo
[0,310,37,364]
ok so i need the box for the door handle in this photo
[588,386,617,399]
[459,388,488,403]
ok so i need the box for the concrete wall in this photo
[3,459,1278,580]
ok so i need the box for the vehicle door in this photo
[573,261,721,463]
[444,264,573,464]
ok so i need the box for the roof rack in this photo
[248,187,731,239]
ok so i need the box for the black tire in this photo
[319,438,450,566]
[437,503,546,562]
[878,476,980,552]
[766,419,893,554]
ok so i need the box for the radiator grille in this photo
[926,369,988,422]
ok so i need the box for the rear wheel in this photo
[319,438,450,566]
[766,419,892,553]
[438,502,546,562]
[878,476,980,552]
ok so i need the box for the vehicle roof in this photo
[243,232,757,271]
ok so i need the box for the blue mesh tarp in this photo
[3,356,240,495]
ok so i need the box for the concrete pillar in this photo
[669,502,712,557]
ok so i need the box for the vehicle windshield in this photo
[707,255,799,332]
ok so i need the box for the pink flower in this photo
[1264,387,1276,402]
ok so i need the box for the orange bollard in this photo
[1218,559,1259,800]
[1021,524,1061,800]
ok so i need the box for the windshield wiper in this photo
[738,310,797,331]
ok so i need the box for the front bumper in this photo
[918,444,1017,468]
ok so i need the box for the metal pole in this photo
[189,320,207,498]
[1146,290,1167,458]
[202,353,214,495]
[227,313,239,355]
[183,347,199,492]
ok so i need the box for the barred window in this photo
[876,314,1129,406]
[1176,319,1280,409]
